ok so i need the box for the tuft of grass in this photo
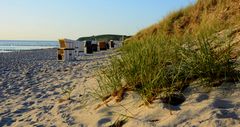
[92,57,125,101]
[180,34,235,85]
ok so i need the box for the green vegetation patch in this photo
[77,34,131,42]
[94,0,240,105]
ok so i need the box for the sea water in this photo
[0,40,59,53]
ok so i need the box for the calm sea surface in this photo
[0,40,59,53]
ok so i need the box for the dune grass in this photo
[93,0,240,104]
[94,26,239,104]
[132,0,240,41]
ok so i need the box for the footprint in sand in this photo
[212,99,235,109]
[195,93,209,102]
[0,117,16,127]
[22,101,35,107]
[97,118,112,127]
[13,107,31,114]
[213,109,239,119]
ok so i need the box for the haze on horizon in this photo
[0,0,195,41]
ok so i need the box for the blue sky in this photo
[0,0,196,40]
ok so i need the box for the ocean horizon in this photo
[0,40,59,53]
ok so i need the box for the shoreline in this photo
[0,48,58,53]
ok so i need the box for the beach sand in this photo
[0,49,239,127]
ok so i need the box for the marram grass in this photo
[93,0,240,103]
[94,27,239,103]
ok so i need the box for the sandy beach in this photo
[0,49,114,127]
[0,49,240,127]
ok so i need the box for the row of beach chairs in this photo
[57,39,120,61]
